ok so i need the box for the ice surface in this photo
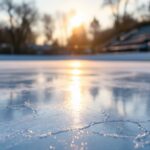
[0,60,150,150]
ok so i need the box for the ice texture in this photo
[0,60,150,150]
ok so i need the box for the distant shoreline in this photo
[0,52,150,61]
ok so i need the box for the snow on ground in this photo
[0,52,150,61]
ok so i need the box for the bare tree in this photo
[0,0,38,54]
[90,17,100,39]
[123,0,130,17]
[42,14,54,45]
[67,25,89,53]
[90,17,101,51]
[56,11,75,45]
[103,0,120,21]
[146,0,150,19]
[102,0,130,26]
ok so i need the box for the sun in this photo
[69,14,85,30]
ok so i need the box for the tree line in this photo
[0,0,150,54]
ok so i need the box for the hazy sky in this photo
[36,0,111,28]
[34,0,147,44]
[34,0,112,44]
[0,0,148,29]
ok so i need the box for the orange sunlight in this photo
[68,14,85,32]
[70,61,82,68]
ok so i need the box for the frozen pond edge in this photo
[0,52,150,61]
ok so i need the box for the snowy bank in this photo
[0,52,150,61]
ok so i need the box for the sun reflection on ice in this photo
[37,74,46,84]
[67,61,83,125]
[71,69,81,76]
[70,61,82,68]
[69,75,82,112]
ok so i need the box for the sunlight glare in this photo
[36,74,46,86]
[71,69,81,75]
[69,76,81,111]
[71,61,81,68]
[69,14,85,30]
[67,67,83,125]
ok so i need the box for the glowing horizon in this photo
[36,0,111,44]
[0,0,145,45]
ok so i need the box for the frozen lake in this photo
[0,60,150,150]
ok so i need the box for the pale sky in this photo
[36,0,111,28]
[35,0,112,44]
[35,0,147,27]
[0,0,148,29]
[35,0,146,44]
